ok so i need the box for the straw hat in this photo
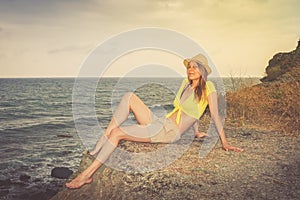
[183,54,212,75]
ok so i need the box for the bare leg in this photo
[90,92,153,155]
[89,135,108,156]
[66,126,151,189]
[67,93,155,188]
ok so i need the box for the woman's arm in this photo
[207,92,243,152]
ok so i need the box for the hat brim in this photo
[183,58,212,75]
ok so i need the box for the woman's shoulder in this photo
[205,80,216,94]
[205,80,215,87]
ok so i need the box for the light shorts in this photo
[149,117,180,143]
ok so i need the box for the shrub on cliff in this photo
[227,67,300,135]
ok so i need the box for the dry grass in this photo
[226,67,300,135]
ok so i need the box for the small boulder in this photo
[19,174,31,182]
[51,167,73,179]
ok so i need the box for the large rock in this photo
[50,142,207,200]
[227,40,300,134]
[261,39,300,82]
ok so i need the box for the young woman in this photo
[66,54,243,189]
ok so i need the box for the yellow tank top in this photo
[166,78,216,124]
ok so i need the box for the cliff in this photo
[227,40,300,135]
[260,39,300,82]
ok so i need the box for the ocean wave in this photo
[0,116,74,132]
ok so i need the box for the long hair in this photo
[188,62,208,102]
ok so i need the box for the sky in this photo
[0,0,299,78]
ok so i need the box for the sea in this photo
[0,77,260,200]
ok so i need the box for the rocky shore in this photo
[50,127,299,200]
[50,41,300,200]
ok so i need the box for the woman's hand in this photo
[195,132,208,138]
[222,144,243,152]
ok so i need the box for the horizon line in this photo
[0,75,263,79]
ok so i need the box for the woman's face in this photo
[186,61,201,80]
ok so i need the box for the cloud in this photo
[0,0,299,78]
[0,0,84,13]
[48,44,92,54]
[0,0,98,24]
[0,0,171,25]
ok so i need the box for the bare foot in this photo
[195,132,208,138]
[65,174,93,189]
